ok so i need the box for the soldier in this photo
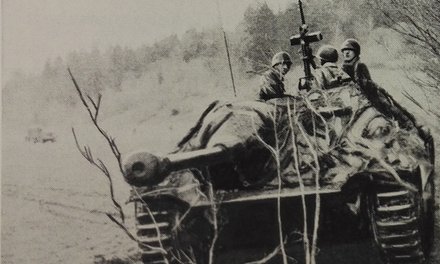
[313,45,351,90]
[340,39,371,85]
[339,39,432,142]
[258,52,293,101]
[339,39,413,128]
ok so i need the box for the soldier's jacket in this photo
[314,62,351,90]
[359,80,416,129]
[342,58,371,84]
[258,68,285,101]
[341,59,413,128]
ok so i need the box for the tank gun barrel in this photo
[122,142,243,186]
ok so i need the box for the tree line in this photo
[3,0,439,123]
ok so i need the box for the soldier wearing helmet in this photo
[258,52,293,101]
[341,38,371,84]
[340,39,404,124]
[340,39,431,141]
[313,45,350,90]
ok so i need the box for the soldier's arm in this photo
[313,69,326,90]
[259,73,279,100]
[377,86,417,125]
[362,81,416,128]
[357,63,372,81]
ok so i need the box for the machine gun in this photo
[290,0,323,91]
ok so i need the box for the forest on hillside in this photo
[3,0,439,127]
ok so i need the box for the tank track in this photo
[135,201,173,264]
[371,188,426,264]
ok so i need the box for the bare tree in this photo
[368,0,440,116]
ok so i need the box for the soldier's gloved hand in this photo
[358,78,368,87]
[416,125,432,142]
[399,119,415,130]
[392,112,414,130]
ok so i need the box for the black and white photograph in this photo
[2,0,440,263]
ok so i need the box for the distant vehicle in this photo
[25,128,56,143]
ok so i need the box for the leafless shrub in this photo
[251,102,289,264]
[249,98,327,264]
[68,68,168,260]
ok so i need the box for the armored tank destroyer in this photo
[120,1,435,262]
[122,81,435,264]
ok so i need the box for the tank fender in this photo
[129,169,209,206]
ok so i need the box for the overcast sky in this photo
[2,0,291,79]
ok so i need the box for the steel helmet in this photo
[317,45,338,63]
[271,52,292,67]
[341,39,361,55]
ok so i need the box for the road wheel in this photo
[368,181,435,264]
[135,200,172,264]
[135,199,202,264]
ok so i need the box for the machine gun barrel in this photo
[290,0,323,91]
[122,142,242,187]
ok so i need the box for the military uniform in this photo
[340,39,430,140]
[314,62,351,90]
[313,45,350,90]
[342,57,372,85]
[258,51,292,101]
[340,39,372,85]
[258,68,286,100]
[358,81,415,127]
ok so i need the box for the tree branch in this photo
[68,68,147,256]
[68,68,123,173]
